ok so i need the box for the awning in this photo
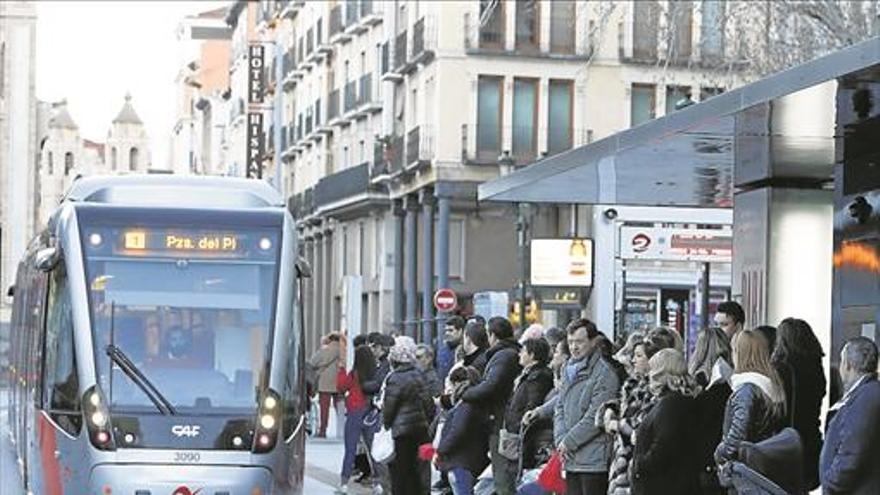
[478,37,880,207]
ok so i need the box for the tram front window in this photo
[81,221,280,414]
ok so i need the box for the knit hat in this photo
[389,336,417,364]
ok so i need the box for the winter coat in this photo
[820,374,880,495]
[461,339,522,430]
[714,372,785,466]
[602,376,654,495]
[361,354,390,399]
[693,379,732,495]
[336,368,368,412]
[421,367,443,397]
[436,400,491,475]
[504,364,554,469]
[775,354,826,490]
[437,341,457,383]
[309,341,340,393]
[382,363,435,438]
[463,347,489,375]
[553,350,621,473]
[631,392,700,495]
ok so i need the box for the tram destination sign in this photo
[108,229,262,258]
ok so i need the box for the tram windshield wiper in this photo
[105,344,177,416]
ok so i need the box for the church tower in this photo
[38,99,82,223]
[105,92,150,173]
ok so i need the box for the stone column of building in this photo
[322,223,334,335]
[393,199,405,334]
[405,195,420,339]
[304,234,315,351]
[313,230,323,341]
[435,184,452,336]
[420,188,435,344]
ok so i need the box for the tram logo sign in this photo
[631,233,651,253]
[171,425,201,438]
[172,487,202,495]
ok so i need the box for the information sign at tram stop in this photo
[434,288,458,312]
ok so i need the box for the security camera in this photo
[604,208,618,220]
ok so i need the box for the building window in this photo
[515,0,539,52]
[479,0,505,49]
[111,147,118,171]
[64,152,74,176]
[631,83,656,126]
[700,86,724,100]
[700,0,724,61]
[665,85,691,115]
[512,78,538,161]
[130,148,139,171]
[477,75,503,161]
[633,1,660,60]
[669,1,693,61]
[549,0,575,54]
[47,152,53,175]
[548,80,573,155]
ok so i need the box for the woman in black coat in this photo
[494,338,554,494]
[435,366,489,494]
[631,348,702,495]
[772,317,826,491]
[382,338,435,495]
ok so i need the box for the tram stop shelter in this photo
[479,37,880,369]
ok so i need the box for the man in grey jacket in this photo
[553,318,620,495]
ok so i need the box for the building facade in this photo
[225,0,753,352]
[0,1,38,308]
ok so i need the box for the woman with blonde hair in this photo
[631,349,701,494]
[714,329,786,470]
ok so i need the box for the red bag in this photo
[538,451,567,494]
[418,443,436,461]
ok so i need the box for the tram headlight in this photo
[89,233,103,246]
[91,411,107,427]
[89,392,101,407]
[260,414,276,430]
[263,395,277,410]
[259,237,272,250]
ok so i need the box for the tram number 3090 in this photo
[173,452,202,463]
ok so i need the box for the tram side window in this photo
[43,263,82,435]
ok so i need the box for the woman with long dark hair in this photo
[336,344,377,493]
[772,317,826,491]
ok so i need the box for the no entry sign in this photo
[433,288,457,312]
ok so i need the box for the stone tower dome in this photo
[106,92,151,173]
[39,99,84,223]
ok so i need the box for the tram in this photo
[6,176,307,494]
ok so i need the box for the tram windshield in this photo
[79,210,282,414]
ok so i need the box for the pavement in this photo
[0,391,365,495]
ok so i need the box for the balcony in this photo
[327,89,340,122]
[229,98,245,123]
[360,0,382,26]
[463,11,591,60]
[315,98,332,135]
[280,0,303,19]
[289,187,315,219]
[461,124,589,165]
[329,6,353,44]
[315,19,333,55]
[281,49,298,89]
[344,0,367,35]
[343,80,358,114]
[314,162,375,210]
[385,30,407,78]
[409,17,435,66]
[379,41,390,76]
[371,140,387,179]
[405,126,432,169]
[355,72,381,115]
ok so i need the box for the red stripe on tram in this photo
[37,413,63,495]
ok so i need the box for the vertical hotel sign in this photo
[247,44,265,179]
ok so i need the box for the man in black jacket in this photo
[461,317,522,495]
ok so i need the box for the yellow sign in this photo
[165,234,238,252]
[124,231,146,250]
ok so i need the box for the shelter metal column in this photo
[323,225,334,335]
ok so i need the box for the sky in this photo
[36,0,227,170]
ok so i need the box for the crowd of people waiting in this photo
[310,301,880,495]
